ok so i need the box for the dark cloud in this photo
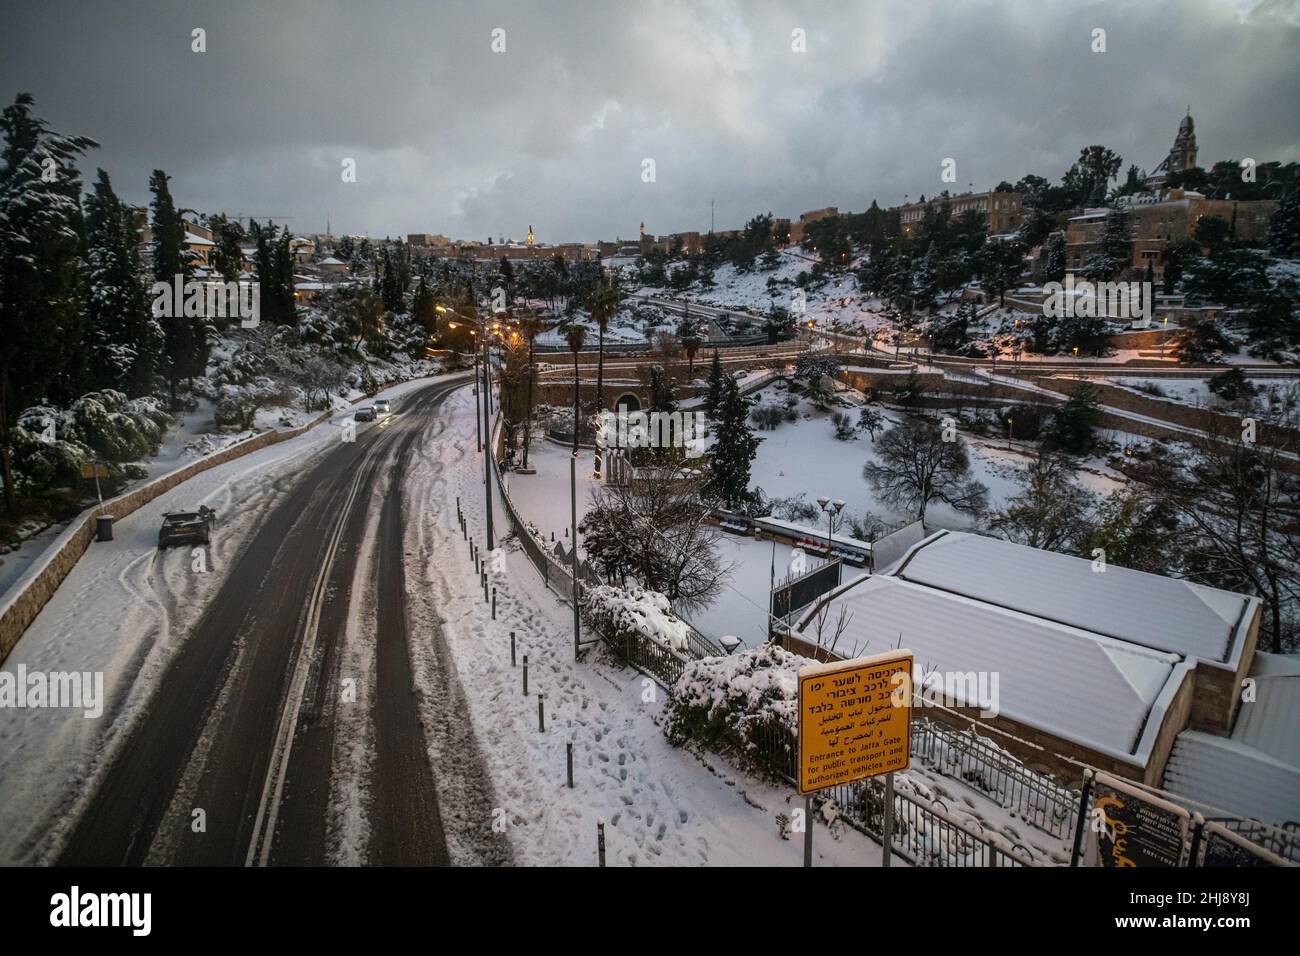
[2,0,1297,241]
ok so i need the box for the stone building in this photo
[1065,190,1278,279]
[896,190,1023,238]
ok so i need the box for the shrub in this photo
[665,644,808,751]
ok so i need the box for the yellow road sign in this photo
[797,650,912,795]
[79,462,108,479]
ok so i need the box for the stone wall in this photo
[1038,377,1299,452]
[0,417,328,666]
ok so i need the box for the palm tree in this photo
[516,310,547,469]
[564,322,588,454]
[681,333,703,383]
[588,276,624,409]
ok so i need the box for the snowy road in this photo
[52,376,491,865]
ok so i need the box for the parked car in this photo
[158,507,216,549]
[373,399,391,416]
[353,406,377,422]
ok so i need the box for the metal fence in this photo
[492,423,722,686]
[1204,818,1300,864]
[912,718,1079,839]
[744,718,1035,866]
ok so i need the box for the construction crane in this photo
[228,212,295,231]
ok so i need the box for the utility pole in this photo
[483,331,495,551]
[571,452,581,661]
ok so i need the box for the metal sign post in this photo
[797,650,913,868]
[882,772,895,868]
[80,461,107,509]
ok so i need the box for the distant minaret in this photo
[526,224,534,247]
[639,220,646,237]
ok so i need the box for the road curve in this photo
[58,376,477,866]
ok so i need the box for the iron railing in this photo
[911,718,1078,839]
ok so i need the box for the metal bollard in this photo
[492,587,496,620]
[566,742,574,788]
[510,631,516,667]
[538,694,545,732]
[522,655,528,696]
[597,819,606,867]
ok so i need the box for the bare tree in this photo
[1148,418,1300,653]
[986,449,1096,552]
[862,417,988,522]
[293,354,348,411]
[579,465,733,613]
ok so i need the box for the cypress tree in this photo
[84,169,158,395]
[705,347,724,415]
[150,169,192,406]
[705,376,761,509]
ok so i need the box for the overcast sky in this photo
[3,0,1297,243]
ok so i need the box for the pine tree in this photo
[1268,189,1300,259]
[648,364,677,414]
[0,93,97,513]
[207,214,244,284]
[705,347,724,414]
[83,169,159,395]
[1082,206,1131,281]
[705,376,760,509]
[274,227,295,322]
[411,276,437,336]
[380,246,403,312]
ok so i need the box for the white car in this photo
[373,399,391,417]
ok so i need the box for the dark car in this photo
[158,507,215,548]
[353,406,377,422]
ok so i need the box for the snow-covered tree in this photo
[705,375,760,508]
[0,93,97,514]
[987,451,1096,552]
[83,169,160,397]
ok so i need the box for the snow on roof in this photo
[892,531,1252,664]
[318,256,345,265]
[1162,731,1300,825]
[801,575,1178,758]
[1229,652,1300,768]
[183,233,215,246]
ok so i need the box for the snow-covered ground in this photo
[401,387,898,866]
[505,380,1127,654]
[1107,375,1300,413]
[413,387,1071,865]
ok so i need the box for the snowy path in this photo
[404,387,890,866]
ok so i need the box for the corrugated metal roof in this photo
[1163,731,1300,825]
[818,575,1178,757]
[1231,652,1300,767]
[893,532,1249,663]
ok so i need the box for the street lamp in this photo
[437,302,496,551]
[817,496,846,557]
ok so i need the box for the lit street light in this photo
[437,302,496,551]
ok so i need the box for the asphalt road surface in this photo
[58,375,485,866]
